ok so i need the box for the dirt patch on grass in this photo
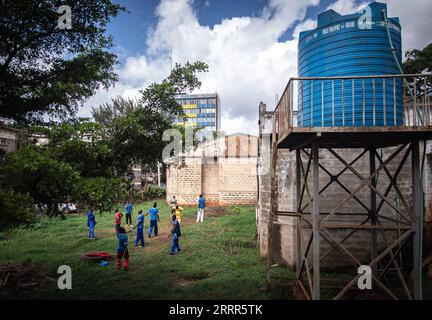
[209,238,257,256]
[96,228,116,236]
[221,238,256,249]
[171,270,209,288]
[206,206,229,217]
[0,261,47,299]
[341,288,395,300]
[172,277,196,288]
[268,280,294,300]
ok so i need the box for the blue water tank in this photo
[298,2,403,127]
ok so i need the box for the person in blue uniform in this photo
[197,194,205,223]
[134,209,145,248]
[169,214,181,255]
[125,201,133,228]
[116,227,129,270]
[147,202,160,238]
[87,208,96,240]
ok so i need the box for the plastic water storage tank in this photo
[298,2,403,127]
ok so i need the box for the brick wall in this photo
[202,162,220,205]
[166,157,202,205]
[166,134,258,206]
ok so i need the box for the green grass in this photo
[0,202,294,299]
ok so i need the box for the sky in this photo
[79,0,432,135]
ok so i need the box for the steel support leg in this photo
[411,140,422,300]
[312,144,320,300]
[370,148,378,274]
[296,149,302,275]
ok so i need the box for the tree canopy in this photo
[0,0,125,123]
[92,61,209,173]
[403,43,432,99]
[403,43,432,74]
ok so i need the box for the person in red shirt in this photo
[116,227,129,271]
[114,209,123,237]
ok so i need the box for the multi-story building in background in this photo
[174,93,221,133]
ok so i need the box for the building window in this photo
[0,138,8,146]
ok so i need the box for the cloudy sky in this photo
[78,0,432,135]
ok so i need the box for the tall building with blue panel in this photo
[174,93,221,132]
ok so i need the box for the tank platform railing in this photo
[276,74,432,147]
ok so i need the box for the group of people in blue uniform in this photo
[86,197,194,270]
[132,201,160,248]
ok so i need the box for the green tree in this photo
[403,43,432,98]
[73,177,128,215]
[0,0,125,123]
[0,145,80,216]
[26,120,129,213]
[93,61,209,177]
[403,43,432,74]
[0,189,35,230]
[42,120,118,178]
[92,96,138,126]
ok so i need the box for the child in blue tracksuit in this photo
[169,214,181,255]
[117,227,129,270]
[147,202,160,238]
[134,209,145,248]
[197,194,205,223]
[125,201,133,228]
[87,208,96,240]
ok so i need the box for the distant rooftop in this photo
[176,93,218,100]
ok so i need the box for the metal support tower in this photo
[291,141,422,300]
[263,74,432,300]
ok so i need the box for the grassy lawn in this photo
[0,202,294,299]
[2,201,429,300]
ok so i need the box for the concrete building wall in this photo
[0,127,24,153]
[257,145,299,267]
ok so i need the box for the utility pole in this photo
[157,162,161,187]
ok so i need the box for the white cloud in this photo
[78,83,142,118]
[118,55,170,84]
[78,54,171,118]
[145,0,319,134]
[326,0,432,52]
[292,18,317,39]
[326,0,369,15]
[79,0,432,134]
[379,0,432,52]
[80,0,320,134]
[220,114,257,136]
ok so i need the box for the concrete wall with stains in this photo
[257,104,431,269]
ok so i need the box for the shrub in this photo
[0,188,35,230]
[144,186,166,200]
[73,177,128,214]
[0,144,80,216]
